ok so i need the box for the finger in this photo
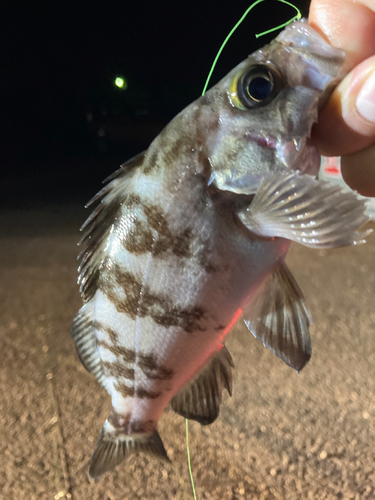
[341,144,375,196]
[312,55,375,156]
[309,0,375,155]
[309,0,375,71]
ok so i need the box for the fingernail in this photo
[356,71,375,123]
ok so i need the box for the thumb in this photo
[313,55,375,157]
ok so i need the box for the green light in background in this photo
[114,76,128,90]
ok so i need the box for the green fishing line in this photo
[186,2,301,498]
[185,419,197,500]
[201,0,301,96]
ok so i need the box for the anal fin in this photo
[170,346,234,425]
[243,263,312,372]
[71,301,106,388]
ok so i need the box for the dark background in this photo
[1,0,310,209]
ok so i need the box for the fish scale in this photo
[71,20,371,479]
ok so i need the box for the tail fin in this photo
[89,420,170,479]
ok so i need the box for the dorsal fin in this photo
[77,151,145,301]
[170,346,234,425]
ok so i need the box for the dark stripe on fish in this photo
[197,246,217,274]
[114,382,135,397]
[136,387,162,399]
[97,340,136,363]
[108,410,156,434]
[100,262,207,333]
[122,219,154,255]
[122,195,193,258]
[102,360,135,380]
[91,320,119,344]
[97,340,174,381]
[153,228,192,258]
[100,278,139,322]
[142,131,190,176]
[114,382,162,400]
[142,150,158,175]
[138,354,174,381]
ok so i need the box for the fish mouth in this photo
[244,132,321,177]
[244,132,278,150]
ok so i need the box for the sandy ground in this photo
[0,205,374,500]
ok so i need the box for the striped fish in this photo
[71,20,371,478]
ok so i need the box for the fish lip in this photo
[244,131,278,150]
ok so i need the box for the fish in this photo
[71,20,371,479]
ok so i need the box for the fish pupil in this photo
[235,64,283,109]
[247,77,272,101]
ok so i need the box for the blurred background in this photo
[1,0,312,209]
[1,1,374,499]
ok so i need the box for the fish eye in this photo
[230,64,283,109]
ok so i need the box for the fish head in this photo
[204,20,346,195]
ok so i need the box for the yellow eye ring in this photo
[229,71,246,110]
[229,64,283,110]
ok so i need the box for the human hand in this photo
[309,0,375,196]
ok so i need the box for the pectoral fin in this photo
[170,346,234,425]
[238,172,371,248]
[243,263,311,372]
